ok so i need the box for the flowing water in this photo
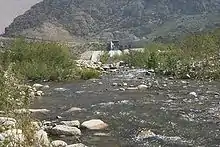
[31,69,220,147]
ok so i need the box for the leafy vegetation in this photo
[0,38,101,146]
[100,51,110,64]
[0,64,37,147]
[110,30,220,80]
[0,38,100,82]
[79,68,100,80]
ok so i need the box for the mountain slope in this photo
[3,0,220,42]
[0,0,42,34]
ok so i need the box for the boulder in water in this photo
[137,84,148,90]
[33,83,44,89]
[54,88,68,92]
[51,140,67,147]
[61,120,80,128]
[112,82,118,86]
[81,119,108,130]
[126,87,138,90]
[36,90,44,96]
[50,125,81,136]
[66,107,85,113]
[98,82,103,85]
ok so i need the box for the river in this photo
[31,69,220,147]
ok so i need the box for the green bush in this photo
[79,68,100,80]
[0,64,41,147]
[100,51,109,64]
[110,30,220,80]
[0,64,29,111]
[0,39,79,81]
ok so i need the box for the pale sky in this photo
[0,0,42,34]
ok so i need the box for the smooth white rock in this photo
[81,119,108,130]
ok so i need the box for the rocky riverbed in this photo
[24,67,220,147]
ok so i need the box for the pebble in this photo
[137,84,148,90]
[189,92,197,97]
[66,107,85,113]
[123,82,128,86]
[33,83,44,89]
[126,87,138,90]
[119,88,126,91]
[56,116,62,119]
[94,132,110,136]
[35,91,44,96]
[112,83,118,86]
[54,88,68,92]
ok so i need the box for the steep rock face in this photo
[3,0,220,42]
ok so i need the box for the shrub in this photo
[0,39,77,81]
[109,30,220,80]
[100,51,109,64]
[79,68,100,80]
[0,64,29,111]
[0,64,37,147]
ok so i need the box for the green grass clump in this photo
[79,68,101,80]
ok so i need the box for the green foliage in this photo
[0,64,29,111]
[0,64,38,147]
[179,33,219,58]
[111,31,220,80]
[100,51,110,64]
[0,39,102,147]
[0,39,100,81]
[0,39,101,81]
[79,68,101,80]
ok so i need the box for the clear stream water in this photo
[31,69,220,147]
